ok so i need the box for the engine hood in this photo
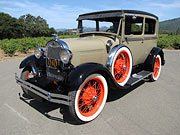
[61,36,115,66]
[62,36,109,52]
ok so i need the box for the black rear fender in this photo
[66,63,123,91]
[144,47,165,71]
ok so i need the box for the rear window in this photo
[145,18,156,34]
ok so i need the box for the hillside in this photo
[159,17,180,33]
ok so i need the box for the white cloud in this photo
[0,0,95,28]
[2,7,19,12]
[0,0,179,28]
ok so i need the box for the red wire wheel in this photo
[26,72,30,80]
[20,68,32,95]
[152,55,161,81]
[74,74,108,122]
[111,47,132,86]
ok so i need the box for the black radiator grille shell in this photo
[46,40,64,81]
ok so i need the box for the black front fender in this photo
[19,55,37,69]
[19,55,40,74]
[66,63,123,91]
[144,47,165,71]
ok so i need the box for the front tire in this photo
[20,68,32,95]
[68,74,108,123]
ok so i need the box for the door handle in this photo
[142,38,144,43]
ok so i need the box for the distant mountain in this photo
[159,17,180,33]
[99,26,109,31]
[56,28,68,32]
[56,26,109,32]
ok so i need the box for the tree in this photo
[0,12,56,39]
[49,27,56,35]
[0,12,24,39]
[19,14,36,37]
[19,14,54,37]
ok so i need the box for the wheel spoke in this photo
[92,81,97,91]
[113,50,130,84]
[77,76,105,116]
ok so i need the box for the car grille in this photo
[46,40,64,81]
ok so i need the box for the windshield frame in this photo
[77,18,122,37]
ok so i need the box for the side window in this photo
[82,20,96,32]
[145,18,156,34]
[99,21,114,32]
[125,16,143,35]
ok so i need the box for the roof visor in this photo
[77,12,123,20]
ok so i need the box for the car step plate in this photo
[127,70,152,86]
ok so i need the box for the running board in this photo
[126,70,152,86]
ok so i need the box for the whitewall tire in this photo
[111,47,132,86]
[69,74,108,123]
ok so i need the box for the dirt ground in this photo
[0,49,34,62]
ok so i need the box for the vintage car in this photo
[15,10,165,123]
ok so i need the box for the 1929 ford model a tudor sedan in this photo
[15,10,165,123]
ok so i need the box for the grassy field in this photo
[158,34,180,49]
[0,35,78,56]
[0,34,179,56]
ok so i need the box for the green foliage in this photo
[49,27,57,35]
[19,14,56,37]
[0,35,78,56]
[0,34,179,57]
[131,24,141,32]
[0,12,57,40]
[58,31,77,36]
[0,12,24,39]
[158,34,180,49]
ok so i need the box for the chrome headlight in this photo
[60,49,72,64]
[34,46,43,59]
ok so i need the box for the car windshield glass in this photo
[78,19,121,34]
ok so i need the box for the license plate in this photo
[47,58,59,68]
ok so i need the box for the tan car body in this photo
[16,10,164,124]
[62,11,158,67]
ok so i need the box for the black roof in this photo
[77,10,158,20]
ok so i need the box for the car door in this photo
[143,17,158,59]
[123,15,146,66]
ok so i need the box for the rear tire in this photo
[68,74,108,123]
[111,47,132,86]
[150,55,161,81]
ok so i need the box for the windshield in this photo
[78,19,121,34]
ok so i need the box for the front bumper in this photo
[15,73,70,106]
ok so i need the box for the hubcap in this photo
[93,96,98,101]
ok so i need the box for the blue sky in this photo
[0,0,180,29]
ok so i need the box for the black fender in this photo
[19,55,39,74]
[106,44,133,69]
[144,47,165,71]
[66,63,124,91]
